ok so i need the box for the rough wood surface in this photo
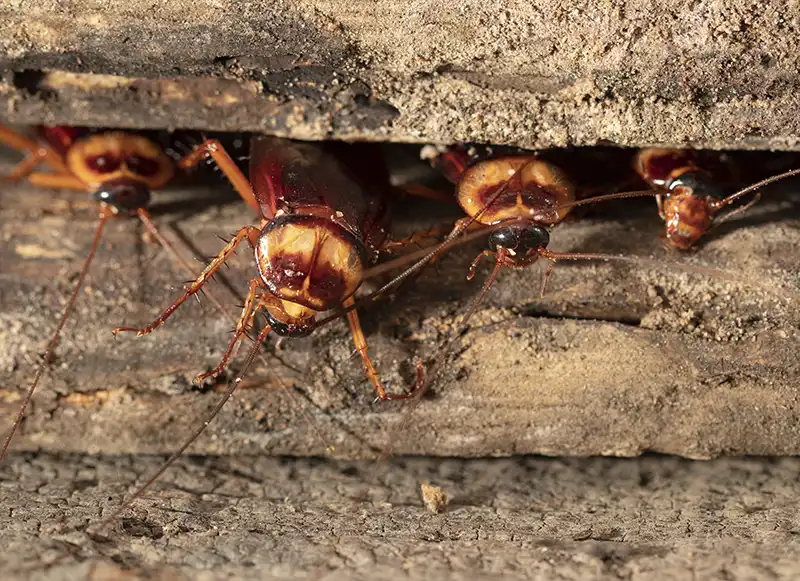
[2,1,800,149]
[1,148,798,460]
[3,452,800,580]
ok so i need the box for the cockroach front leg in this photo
[0,124,72,177]
[194,278,262,383]
[343,296,418,401]
[467,248,518,281]
[539,259,556,297]
[177,139,260,215]
[25,172,87,192]
[113,225,260,337]
[655,192,666,220]
[711,192,762,226]
[467,250,496,281]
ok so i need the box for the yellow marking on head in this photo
[66,133,174,189]
[458,157,574,225]
[280,299,315,320]
[258,220,364,311]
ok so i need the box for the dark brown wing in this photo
[249,136,389,253]
[39,126,86,155]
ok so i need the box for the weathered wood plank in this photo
[1,151,798,459]
[1,1,800,149]
[3,453,800,580]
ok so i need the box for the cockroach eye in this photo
[92,179,151,212]
[489,224,549,252]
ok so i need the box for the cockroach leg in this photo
[5,152,58,182]
[382,223,453,253]
[113,225,260,337]
[655,192,666,220]
[467,245,525,281]
[467,249,496,281]
[540,259,556,298]
[194,278,261,384]
[343,296,415,401]
[135,208,236,321]
[712,192,762,226]
[0,124,71,175]
[177,138,260,214]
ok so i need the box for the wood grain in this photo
[1,1,800,149]
[1,153,798,459]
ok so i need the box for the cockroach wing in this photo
[39,126,85,155]
[249,135,389,254]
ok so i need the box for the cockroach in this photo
[634,147,800,249]
[420,151,640,298]
[112,134,443,399]
[0,124,260,465]
[85,135,474,534]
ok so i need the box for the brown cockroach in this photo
[419,150,646,298]
[112,135,442,399]
[634,147,800,249]
[0,124,264,465]
[82,135,477,534]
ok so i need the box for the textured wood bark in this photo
[3,453,800,580]
[1,1,800,149]
[1,150,798,459]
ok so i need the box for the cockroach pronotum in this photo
[0,124,263,466]
[634,147,800,249]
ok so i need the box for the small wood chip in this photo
[420,481,448,514]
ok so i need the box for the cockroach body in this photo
[455,156,575,274]
[635,148,729,249]
[89,135,442,532]
[416,149,599,298]
[634,148,800,250]
[248,136,389,338]
[1,125,176,214]
[0,124,240,465]
[114,135,428,401]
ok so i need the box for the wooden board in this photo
[1,149,798,459]
[3,453,800,580]
[1,1,800,150]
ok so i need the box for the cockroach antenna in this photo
[87,323,271,538]
[0,208,110,463]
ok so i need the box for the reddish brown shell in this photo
[255,215,365,312]
[39,126,85,155]
[65,133,174,189]
[662,188,713,249]
[249,136,390,255]
[457,156,574,226]
[423,146,471,184]
[635,148,698,189]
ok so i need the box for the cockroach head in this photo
[92,178,151,214]
[488,221,550,254]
